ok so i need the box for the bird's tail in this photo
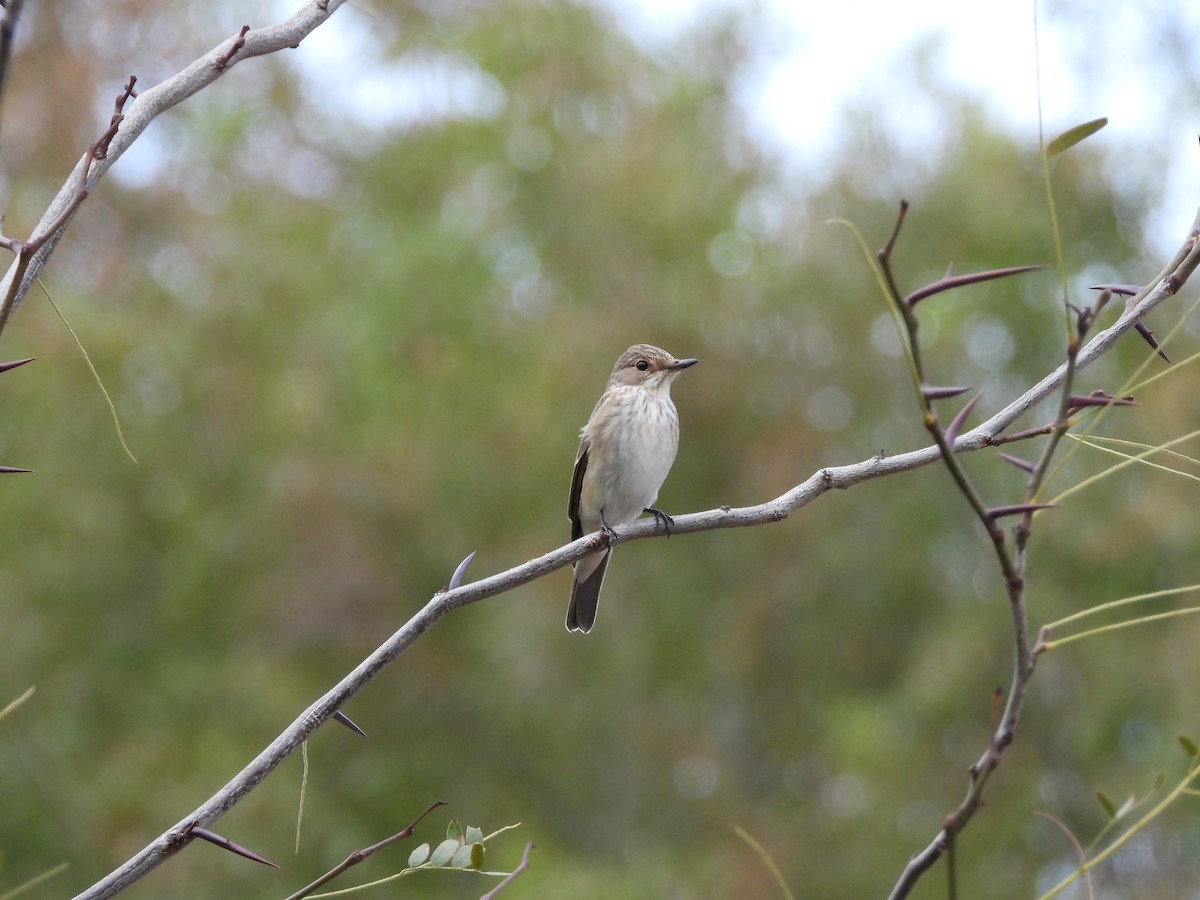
[566,549,612,633]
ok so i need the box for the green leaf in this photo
[1046,117,1107,158]
[465,825,484,844]
[1179,735,1198,757]
[1095,790,1117,819]
[429,839,459,867]
[446,819,464,842]
[450,844,474,868]
[408,843,431,868]
[469,842,486,870]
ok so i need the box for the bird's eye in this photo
[635,359,650,371]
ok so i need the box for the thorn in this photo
[188,826,279,868]
[988,423,1055,445]
[1102,284,1170,359]
[987,503,1058,520]
[0,357,34,372]
[905,264,1048,306]
[0,466,32,473]
[997,452,1036,473]
[1134,322,1170,363]
[448,551,476,591]
[215,25,250,70]
[1066,390,1136,413]
[944,391,983,446]
[921,385,971,400]
[333,710,368,738]
[1089,283,1141,296]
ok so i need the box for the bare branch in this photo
[0,0,347,334]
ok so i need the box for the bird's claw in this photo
[644,506,674,537]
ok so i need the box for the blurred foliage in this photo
[2,1,1200,898]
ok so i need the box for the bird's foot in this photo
[598,512,618,547]
[644,506,675,537]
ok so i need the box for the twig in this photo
[1034,811,1094,900]
[478,842,535,900]
[282,800,446,900]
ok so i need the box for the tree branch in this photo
[72,207,1200,899]
[0,0,347,335]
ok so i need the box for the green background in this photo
[2,1,1200,897]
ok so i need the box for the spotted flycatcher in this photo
[566,344,698,633]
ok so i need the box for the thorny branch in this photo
[0,74,137,329]
[883,205,1200,899]
[73,209,1200,899]
[0,0,347,338]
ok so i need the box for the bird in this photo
[566,344,698,633]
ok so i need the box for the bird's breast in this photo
[580,388,680,525]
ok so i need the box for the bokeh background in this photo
[2,1,1200,897]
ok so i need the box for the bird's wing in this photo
[568,438,589,541]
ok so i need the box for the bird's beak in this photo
[669,357,699,370]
